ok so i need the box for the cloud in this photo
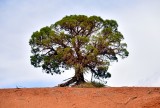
[137,71,160,87]
[108,0,160,86]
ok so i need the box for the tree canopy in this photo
[29,15,129,87]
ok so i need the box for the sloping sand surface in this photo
[0,87,160,108]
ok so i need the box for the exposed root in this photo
[58,77,77,87]
[58,76,85,87]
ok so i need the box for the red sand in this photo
[0,87,160,108]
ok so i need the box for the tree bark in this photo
[75,69,85,85]
[58,66,85,87]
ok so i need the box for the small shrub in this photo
[91,81,106,88]
[73,81,105,88]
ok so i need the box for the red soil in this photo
[0,87,160,108]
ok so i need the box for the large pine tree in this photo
[29,15,129,87]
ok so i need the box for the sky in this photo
[0,0,160,88]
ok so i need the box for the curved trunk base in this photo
[59,68,85,87]
[58,76,85,87]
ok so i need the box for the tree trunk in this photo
[75,68,85,85]
[58,65,85,87]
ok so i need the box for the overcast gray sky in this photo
[0,0,160,88]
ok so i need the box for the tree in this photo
[29,15,129,87]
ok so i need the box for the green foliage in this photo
[29,15,129,84]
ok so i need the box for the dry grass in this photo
[73,81,106,88]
